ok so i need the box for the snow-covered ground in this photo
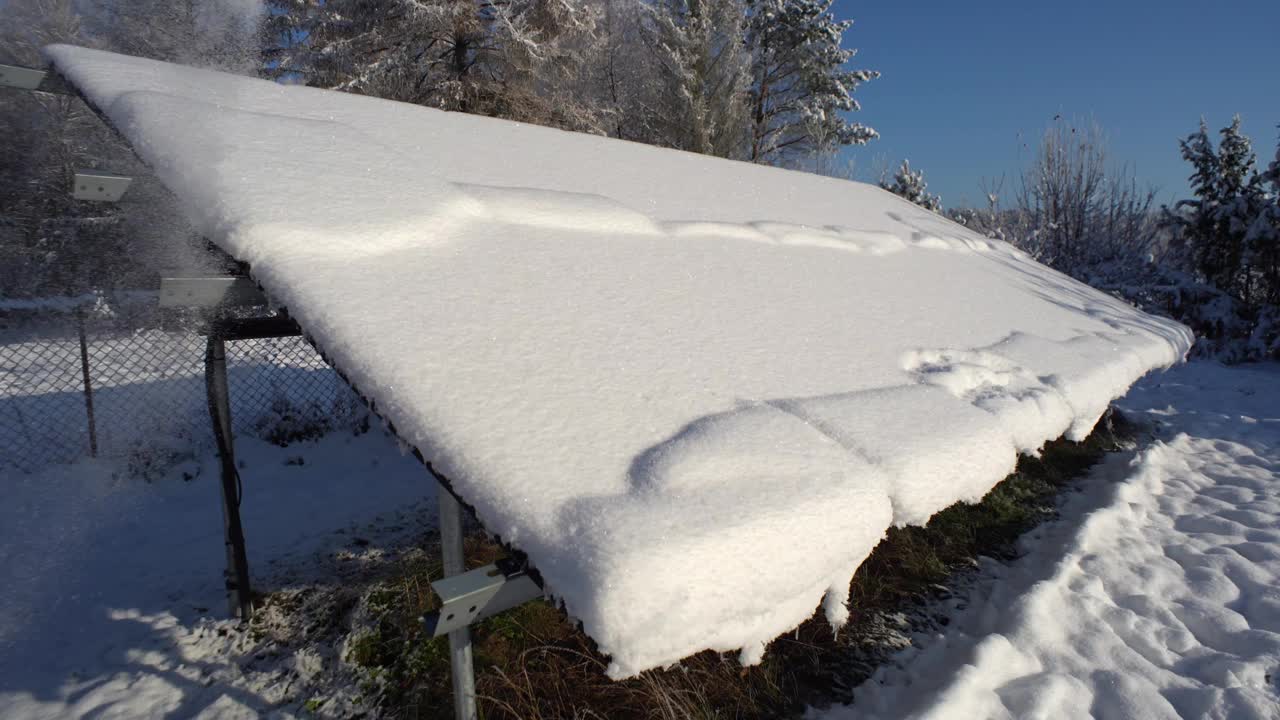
[829,360,1280,719]
[0,361,1277,718]
[0,430,432,719]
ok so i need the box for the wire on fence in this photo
[1,304,365,475]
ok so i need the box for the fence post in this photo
[75,307,98,457]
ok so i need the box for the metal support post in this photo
[205,334,254,620]
[75,308,98,457]
[438,486,478,720]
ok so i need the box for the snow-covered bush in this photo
[126,426,203,481]
[1160,117,1273,304]
[951,124,1156,284]
[881,159,941,212]
[1083,263,1280,362]
[953,117,1280,362]
[1152,118,1280,360]
[251,386,370,447]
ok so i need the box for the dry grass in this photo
[322,411,1136,719]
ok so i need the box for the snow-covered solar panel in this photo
[45,44,1193,678]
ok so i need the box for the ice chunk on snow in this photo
[664,220,776,243]
[458,184,663,237]
[903,347,1076,454]
[828,227,910,255]
[45,44,1194,678]
[660,221,912,257]
[908,234,957,251]
[995,332,1157,441]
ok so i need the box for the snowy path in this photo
[833,361,1280,719]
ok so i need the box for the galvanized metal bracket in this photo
[160,276,269,309]
[0,63,73,94]
[204,315,301,341]
[0,63,47,90]
[423,559,544,638]
[72,170,132,202]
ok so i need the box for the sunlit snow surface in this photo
[829,362,1280,719]
[46,45,1193,677]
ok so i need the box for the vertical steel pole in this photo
[438,486,477,720]
[75,308,98,457]
[206,334,254,620]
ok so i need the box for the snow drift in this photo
[833,362,1280,720]
[45,45,1193,678]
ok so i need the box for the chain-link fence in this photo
[1,297,365,475]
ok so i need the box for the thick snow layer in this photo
[828,361,1280,719]
[45,45,1193,677]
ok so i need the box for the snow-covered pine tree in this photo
[1164,120,1226,286]
[1216,117,1266,303]
[1216,116,1257,196]
[641,0,751,157]
[1164,117,1267,302]
[881,159,941,212]
[743,0,877,166]
[1249,127,1280,305]
[264,0,605,132]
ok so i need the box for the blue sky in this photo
[835,0,1280,208]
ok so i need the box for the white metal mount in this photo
[72,170,132,202]
[0,63,47,90]
[0,63,73,94]
[424,560,543,637]
[159,276,268,308]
